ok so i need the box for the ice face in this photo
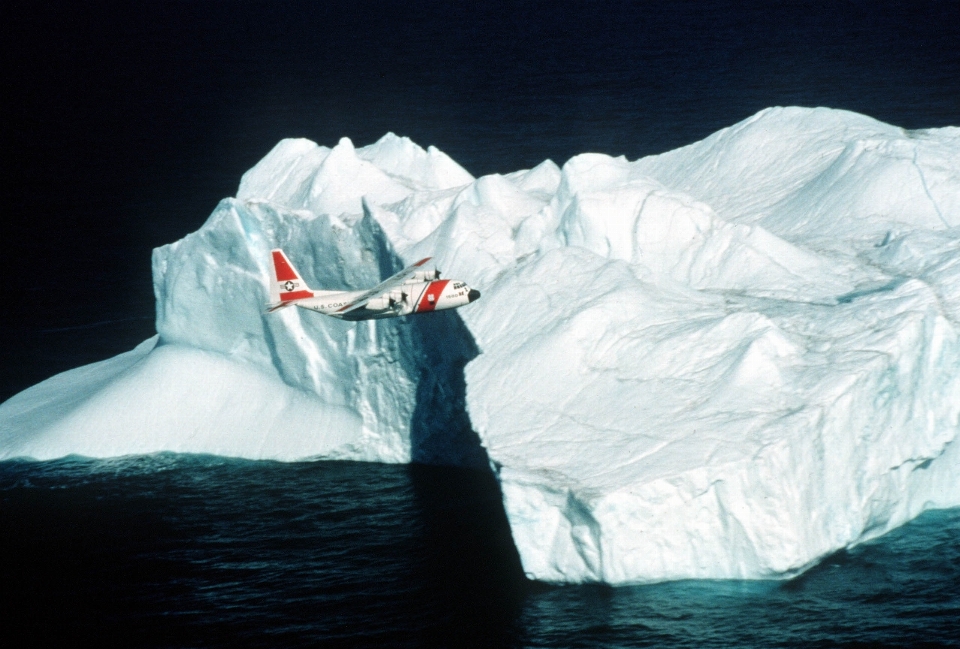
[3,108,960,585]
[452,109,960,583]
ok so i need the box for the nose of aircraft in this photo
[468,288,481,302]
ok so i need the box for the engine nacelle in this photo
[407,269,440,283]
[367,295,390,310]
[368,289,407,311]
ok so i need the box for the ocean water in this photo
[2,455,959,648]
[4,1,960,645]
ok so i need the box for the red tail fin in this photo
[269,249,314,306]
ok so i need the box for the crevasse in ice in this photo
[2,108,960,584]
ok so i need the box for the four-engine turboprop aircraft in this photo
[266,249,480,320]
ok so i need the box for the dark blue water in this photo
[0,455,960,647]
[4,2,960,645]
[2,455,959,647]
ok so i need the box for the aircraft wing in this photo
[336,257,433,315]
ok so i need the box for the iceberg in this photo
[3,108,960,584]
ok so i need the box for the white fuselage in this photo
[297,279,477,320]
[267,249,480,320]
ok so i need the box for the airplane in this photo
[266,248,480,320]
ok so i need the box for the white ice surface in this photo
[3,108,960,584]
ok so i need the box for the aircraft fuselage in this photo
[298,279,479,320]
[266,249,480,320]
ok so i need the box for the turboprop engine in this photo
[367,288,407,311]
[406,269,440,283]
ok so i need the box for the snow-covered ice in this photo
[3,108,960,584]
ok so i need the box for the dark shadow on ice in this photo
[406,309,488,467]
[835,277,905,304]
[358,210,529,602]
[359,203,489,468]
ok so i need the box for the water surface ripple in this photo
[2,455,958,647]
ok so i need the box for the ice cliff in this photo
[2,107,960,584]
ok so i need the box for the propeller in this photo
[388,288,408,309]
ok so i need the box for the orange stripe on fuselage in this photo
[416,280,449,313]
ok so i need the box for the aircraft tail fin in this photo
[268,249,316,309]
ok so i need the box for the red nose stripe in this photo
[280,290,313,301]
[272,251,299,281]
[416,280,449,313]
